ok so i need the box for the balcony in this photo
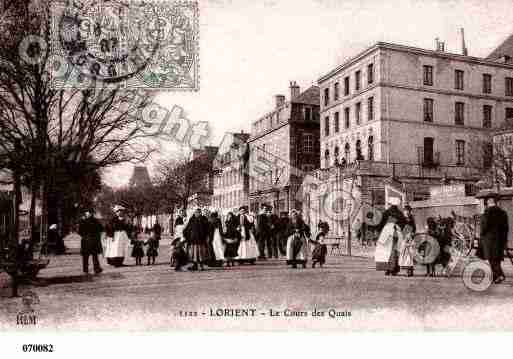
[309,160,482,183]
[421,151,440,168]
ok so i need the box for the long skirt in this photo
[311,243,327,264]
[286,235,308,265]
[104,230,131,266]
[237,231,258,260]
[189,243,208,263]
[398,240,414,270]
[375,223,401,272]
[212,228,225,260]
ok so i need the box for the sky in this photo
[104,0,513,187]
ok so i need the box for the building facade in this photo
[248,82,320,214]
[211,132,250,215]
[303,41,513,237]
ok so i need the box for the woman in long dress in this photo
[398,224,415,276]
[104,205,132,267]
[183,208,209,271]
[210,211,225,262]
[171,210,189,271]
[286,210,311,269]
[374,198,406,276]
[223,212,240,267]
[236,206,259,264]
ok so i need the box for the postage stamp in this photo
[49,0,199,90]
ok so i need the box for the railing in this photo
[310,160,482,182]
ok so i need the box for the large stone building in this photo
[303,40,513,236]
[248,82,320,214]
[211,132,250,215]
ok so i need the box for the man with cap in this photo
[256,204,271,260]
[105,205,133,267]
[78,207,104,274]
[480,193,509,284]
[267,206,280,259]
[374,197,406,275]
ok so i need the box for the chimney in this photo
[289,81,300,99]
[435,37,445,52]
[460,28,468,56]
[275,94,285,108]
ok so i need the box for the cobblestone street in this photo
[1,244,513,331]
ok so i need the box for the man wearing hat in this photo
[105,205,133,267]
[256,204,271,260]
[480,193,508,284]
[78,208,104,274]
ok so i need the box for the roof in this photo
[319,41,513,83]
[292,85,320,106]
[487,33,513,60]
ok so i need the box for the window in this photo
[367,64,374,85]
[368,136,374,161]
[455,70,464,90]
[305,107,311,121]
[423,98,434,122]
[424,137,434,164]
[303,133,313,153]
[483,74,492,94]
[334,146,340,159]
[456,140,465,165]
[355,102,361,125]
[334,112,340,133]
[356,140,363,160]
[324,116,330,137]
[483,142,493,169]
[506,77,513,96]
[324,149,330,166]
[334,82,339,101]
[355,70,361,91]
[423,65,433,86]
[344,107,350,129]
[506,107,513,121]
[344,143,350,161]
[324,87,329,106]
[368,97,374,121]
[344,76,350,96]
[455,102,465,125]
[483,105,492,128]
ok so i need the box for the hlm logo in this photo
[16,291,39,326]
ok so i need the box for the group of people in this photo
[170,205,329,271]
[373,193,509,285]
[77,205,163,275]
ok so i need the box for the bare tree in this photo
[155,150,212,211]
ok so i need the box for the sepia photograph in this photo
[1,0,513,354]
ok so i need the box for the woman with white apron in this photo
[236,206,259,264]
[104,205,132,267]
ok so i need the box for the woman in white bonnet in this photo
[104,205,132,267]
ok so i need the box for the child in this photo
[310,224,328,268]
[170,237,188,271]
[399,224,415,277]
[145,231,159,265]
[131,231,145,266]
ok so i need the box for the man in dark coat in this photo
[480,194,509,284]
[78,208,104,274]
[256,205,271,259]
[183,208,209,271]
[267,207,280,259]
